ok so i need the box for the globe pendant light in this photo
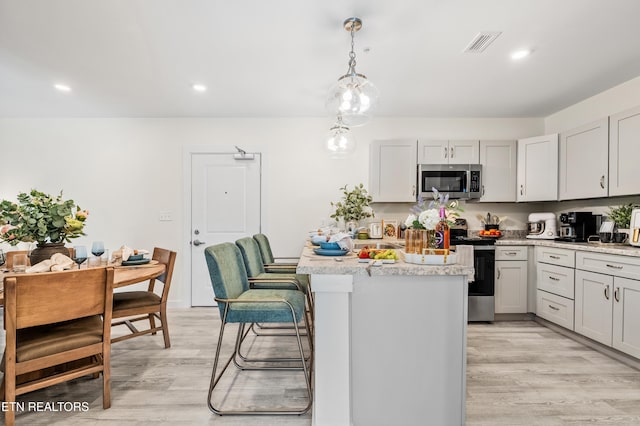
[324,115,356,159]
[326,17,379,127]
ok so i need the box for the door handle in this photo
[450,147,454,158]
[520,185,524,196]
[192,239,206,246]
[444,146,448,159]
[614,287,620,302]
[497,269,501,279]
[604,284,610,300]
[600,175,605,189]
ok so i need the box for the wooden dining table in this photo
[0,262,166,305]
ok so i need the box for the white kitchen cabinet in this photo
[537,290,575,330]
[418,140,479,164]
[535,246,575,329]
[479,140,517,202]
[574,251,640,358]
[574,269,614,346]
[559,118,609,200]
[612,276,640,358]
[609,105,640,196]
[369,139,417,202]
[496,260,528,313]
[516,134,558,202]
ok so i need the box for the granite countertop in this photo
[297,245,474,279]
[495,238,640,257]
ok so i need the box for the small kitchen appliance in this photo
[526,212,557,239]
[558,211,598,242]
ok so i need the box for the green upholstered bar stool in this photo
[204,243,312,415]
[235,237,313,333]
[253,233,299,274]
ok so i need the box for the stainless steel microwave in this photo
[418,164,482,199]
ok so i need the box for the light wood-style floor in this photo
[2,309,640,425]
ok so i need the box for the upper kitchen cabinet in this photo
[609,105,640,196]
[418,140,479,164]
[369,139,418,202]
[479,140,517,202]
[517,134,558,202]
[559,118,609,200]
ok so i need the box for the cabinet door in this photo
[369,139,418,202]
[495,260,528,313]
[516,134,558,202]
[448,140,479,164]
[610,105,640,196]
[574,270,613,346]
[479,140,516,202]
[613,276,640,358]
[418,140,448,164]
[559,118,608,200]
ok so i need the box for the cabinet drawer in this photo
[576,251,640,281]
[537,290,574,330]
[537,262,575,299]
[496,246,528,261]
[536,246,575,268]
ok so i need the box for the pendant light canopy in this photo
[325,17,379,127]
[324,115,356,159]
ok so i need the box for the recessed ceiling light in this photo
[192,84,207,92]
[511,49,531,60]
[54,83,71,92]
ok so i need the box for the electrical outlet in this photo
[159,211,172,221]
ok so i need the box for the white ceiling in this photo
[1,0,640,118]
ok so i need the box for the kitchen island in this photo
[298,245,474,426]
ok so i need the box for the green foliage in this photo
[330,183,374,223]
[607,203,640,228]
[0,189,89,245]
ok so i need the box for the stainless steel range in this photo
[451,225,495,322]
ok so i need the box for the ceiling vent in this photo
[463,31,502,53]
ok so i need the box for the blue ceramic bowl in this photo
[128,254,144,261]
[319,242,341,250]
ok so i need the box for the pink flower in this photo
[0,224,17,234]
[76,210,89,220]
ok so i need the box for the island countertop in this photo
[297,245,474,279]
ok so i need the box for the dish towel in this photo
[455,245,475,283]
[26,253,75,273]
[329,233,354,252]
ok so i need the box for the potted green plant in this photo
[0,189,89,264]
[330,183,374,231]
[607,203,639,230]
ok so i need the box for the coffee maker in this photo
[558,212,598,242]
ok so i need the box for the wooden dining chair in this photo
[4,251,31,270]
[1,267,115,426]
[111,247,177,348]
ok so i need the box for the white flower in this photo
[405,214,417,228]
[418,209,440,230]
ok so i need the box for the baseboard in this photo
[494,313,535,321]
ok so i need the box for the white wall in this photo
[0,116,542,306]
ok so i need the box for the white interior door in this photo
[190,152,261,306]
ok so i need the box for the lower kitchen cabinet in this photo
[496,260,527,313]
[537,289,574,330]
[575,251,640,359]
[575,269,613,346]
[612,276,640,358]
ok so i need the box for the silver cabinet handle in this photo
[505,252,518,256]
[412,185,416,197]
[614,287,620,302]
[192,239,206,246]
[549,305,560,311]
[604,284,610,300]
[444,146,448,158]
[606,263,623,270]
[450,146,454,158]
[549,255,560,259]
[548,276,560,281]
[482,185,485,196]
[600,175,605,189]
[520,185,524,196]
[497,269,501,279]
